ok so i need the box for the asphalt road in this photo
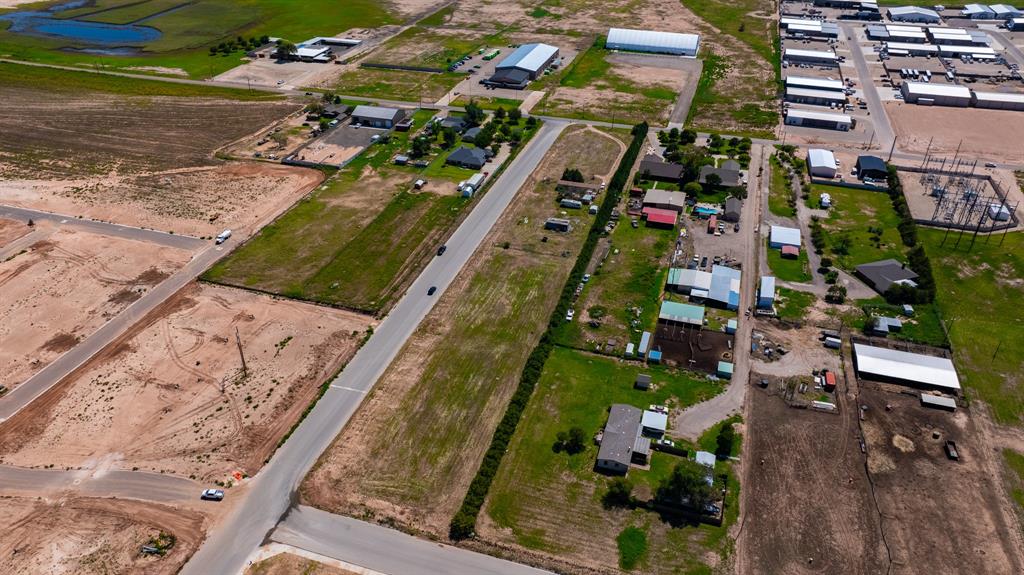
[840,23,895,150]
[274,506,554,575]
[181,120,568,575]
[0,204,205,250]
[0,243,223,422]
[0,464,201,503]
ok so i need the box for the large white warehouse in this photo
[900,82,971,106]
[606,28,700,56]
[853,343,961,392]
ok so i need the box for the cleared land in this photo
[478,347,729,574]
[0,216,30,247]
[246,553,359,575]
[0,283,372,481]
[0,228,191,394]
[301,125,625,536]
[0,496,205,575]
[887,103,1024,165]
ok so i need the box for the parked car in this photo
[201,489,224,501]
[985,162,998,168]
[700,256,708,268]
[734,223,740,232]
[427,286,437,296]
[657,438,675,447]
[565,308,575,321]
[436,245,447,256]
[582,274,591,283]
[945,440,960,461]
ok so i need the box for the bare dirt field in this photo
[301,125,625,536]
[0,216,30,247]
[887,102,1024,164]
[3,162,323,239]
[0,496,205,575]
[0,228,191,393]
[858,384,1024,574]
[246,552,359,575]
[0,283,373,482]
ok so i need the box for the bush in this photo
[603,477,634,508]
[715,425,735,459]
[554,426,588,454]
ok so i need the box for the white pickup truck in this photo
[215,230,232,244]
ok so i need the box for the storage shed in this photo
[853,343,961,392]
[784,108,852,131]
[769,225,802,249]
[900,82,971,106]
[351,105,406,128]
[758,276,776,309]
[606,27,701,56]
[808,148,838,178]
[856,155,888,180]
[888,6,941,22]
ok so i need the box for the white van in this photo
[215,230,232,244]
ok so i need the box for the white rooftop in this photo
[785,48,838,59]
[641,410,668,432]
[787,87,847,100]
[903,82,971,98]
[884,42,939,52]
[785,75,845,91]
[497,43,559,73]
[770,225,802,247]
[808,148,838,170]
[786,108,853,123]
[695,451,716,468]
[854,343,961,391]
[889,6,941,18]
[606,28,700,53]
[973,91,1024,103]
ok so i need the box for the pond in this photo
[0,1,162,45]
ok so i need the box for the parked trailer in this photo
[823,336,841,349]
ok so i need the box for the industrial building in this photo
[350,105,406,128]
[780,18,841,38]
[643,189,687,212]
[855,259,919,293]
[853,343,961,392]
[887,6,941,23]
[900,82,972,106]
[596,404,648,474]
[962,3,997,18]
[992,4,1023,17]
[708,265,741,310]
[757,276,776,309]
[784,108,852,131]
[605,27,700,57]
[658,300,706,326]
[808,148,839,178]
[783,48,839,65]
[487,43,559,89]
[856,155,889,180]
[1010,17,1024,30]
[972,90,1024,110]
[868,23,929,41]
[937,44,997,57]
[769,225,802,249]
[883,42,939,56]
[667,268,712,295]
[928,27,991,46]
[785,75,845,92]
[786,86,848,106]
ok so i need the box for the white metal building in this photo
[884,41,939,56]
[786,86,847,105]
[495,43,559,79]
[853,343,961,392]
[606,28,700,56]
[900,82,972,106]
[784,48,839,65]
[972,90,1024,110]
[1010,17,1024,30]
[937,44,997,57]
[785,75,845,92]
[769,225,802,249]
[784,108,852,131]
[888,6,941,22]
[991,4,1023,17]
[961,3,997,18]
[808,148,838,178]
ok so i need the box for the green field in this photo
[0,0,397,78]
[921,228,1024,424]
[843,299,948,348]
[335,68,463,103]
[775,287,815,321]
[484,347,731,572]
[1003,449,1024,509]
[768,155,796,218]
[818,184,905,271]
[766,242,811,283]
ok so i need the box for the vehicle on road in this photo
[215,230,232,244]
[427,286,437,296]
[276,80,285,85]
[734,223,740,232]
[945,440,960,461]
[436,245,447,256]
[201,489,225,501]
[985,162,998,168]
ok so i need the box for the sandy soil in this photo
[0,228,191,393]
[887,102,1024,164]
[0,496,205,575]
[0,283,373,481]
[246,552,360,575]
[749,322,841,377]
[2,162,323,238]
[0,217,30,248]
[301,125,624,537]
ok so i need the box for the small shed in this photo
[725,318,738,334]
[648,349,662,364]
[635,374,652,390]
[717,361,734,379]
[769,225,802,249]
[625,342,636,358]
[641,410,668,437]
[638,331,652,357]
[921,393,957,412]
[781,245,800,259]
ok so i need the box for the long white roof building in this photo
[853,343,961,391]
[606,28,700,56]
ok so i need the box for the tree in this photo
[683,181,703,197]
[554,426,588,454]
[525,116,538,128]
[656,460,715,512]
[494,106,506,120]
[411,136,431,158]
[562,167,584,182]
[464,101,486,126]
[603,477,633,508]
[668,127,680,141]
[715,424,735,459]
[318,117,331,131]
[441,127,457,149]
[259,35,270,45]
[680,129,698,145]
[826,284,847,304]
[703,172,722,189]
[275,40,297,58]
[508,107,522,122]
[832,233,852,256]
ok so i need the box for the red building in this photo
[642,207,677,228]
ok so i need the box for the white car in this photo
[201,489,224,501]
[215,230,232,244]
[582,274,591,283]
[565,309,575,321]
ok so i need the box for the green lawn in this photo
[818,185,905,271]
[0,0,397,78]
[1003,449,1024,510]
[920,228,1024,424]
[844,299,949,348]
[766,243,811,282]
[775,287,815,321]
[485,347,730,572]
[681,0,775,65]
[768,155,796,218]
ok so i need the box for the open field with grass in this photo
[301,125,625,536]
[817,185,905,271]
[842,298,949,348]
[921,228,1024,424]
[768,154,796,218]
[0,0,407,77]
[362,25,492,68]
[775,287,815,321]
[335,67,463,102]
[477,346,731,574]
[766,242,811,282]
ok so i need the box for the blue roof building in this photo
[709,265,741,310]
[758,276,776,310]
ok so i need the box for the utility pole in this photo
[235,327,247,379]
[886,135,897,163]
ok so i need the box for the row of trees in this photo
[884,166,936,304]
[209,35,270,56]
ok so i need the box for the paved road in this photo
[988,29,1024,69]
[181,121,568,575]
[273,506,553,575]
[0,464,201,503]
[0,243,222,422]
[0,204,205,250]
[840,23,895,150]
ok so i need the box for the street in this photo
[0,464,201,503]
[0,204,205,251]
[181,120,568,575]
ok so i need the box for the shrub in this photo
[715,425,735,459]
[617,527,648,570]
[604,477,634,508]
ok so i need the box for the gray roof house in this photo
[639,154,684,182]
[596,404,648,475]
[723,196,742,222]
[446,146,488,170]
[855,259,919,294]
[698,161,742,187]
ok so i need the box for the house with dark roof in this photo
[699,160,742,187]
[638,154,684,182]
[446,146,488,169]
[723,197,742,222]
[438,115,469,133]
[351,105,405,128]
[855,259,919,294]
[462,126,482,143]
[596,404,648,475]
[856,155,888,181]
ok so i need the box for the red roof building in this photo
[642,207,677,228]
[781,244,800,259]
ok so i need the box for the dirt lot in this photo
[0,283,372,481]
[0,496,205,575]
[301,125,624,536]
[0,216,30,247]
[0,228,191,393]
[246,552,359,575]
[887,102,1024,165]
[654,324,734,374]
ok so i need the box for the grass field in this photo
[0,0,398,78]
[818,185,905,271]
[363,26,489,68]
[1003,449,1024,509]
[482,346,731,573]
[335,68,463,103]
[775,287,815,321]
[766,243,811,283]
[920,228,1024,424]
[844,299,948,347]
[768,154,796,218]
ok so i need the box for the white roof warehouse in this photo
[853,343,961,392]
[606,28,700,57]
